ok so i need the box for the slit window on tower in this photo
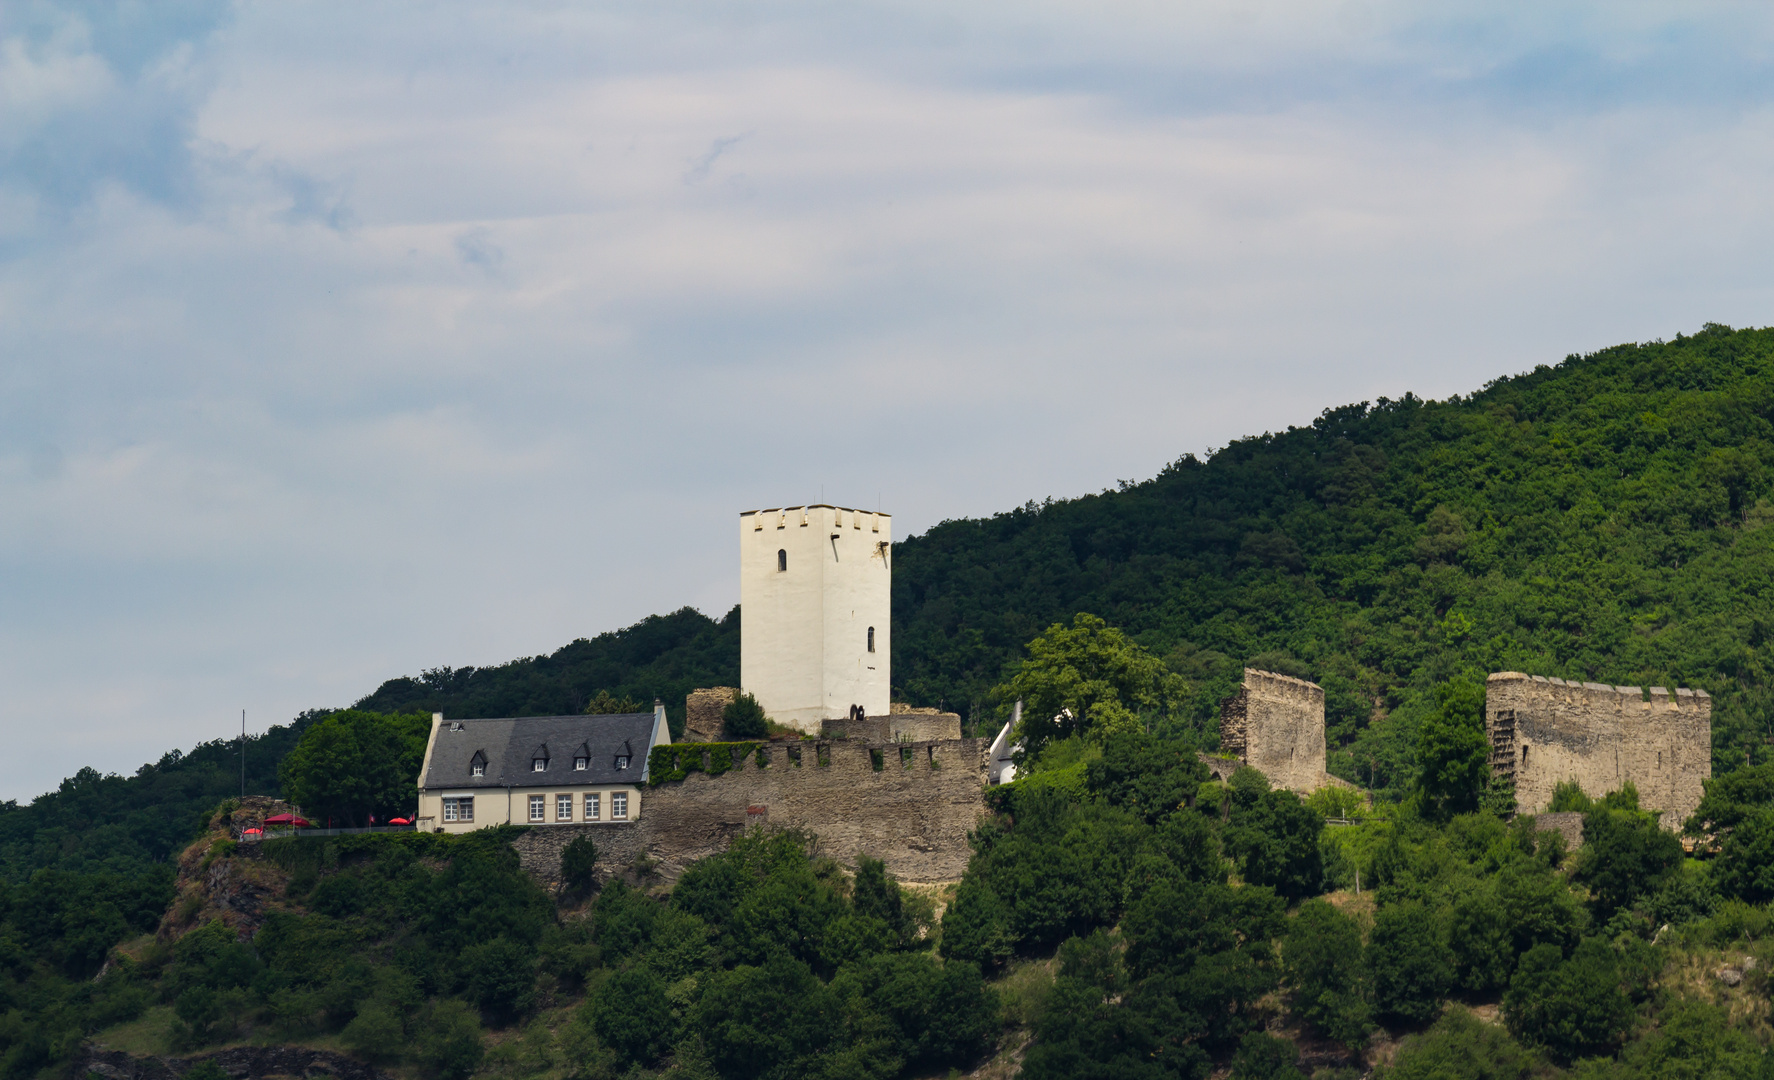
[778,549,787,572]
[867,626,875,652]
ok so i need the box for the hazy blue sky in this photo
[3,1,1772,800]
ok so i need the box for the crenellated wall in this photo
[1485,672,1711,826]
[1220,669,1327,793]
[513,737,989,886]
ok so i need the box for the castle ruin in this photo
[1486,672,1711,825]
[1219,668,1333,793]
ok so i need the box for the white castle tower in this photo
[739,504,891,733]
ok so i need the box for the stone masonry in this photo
[820,707,962,743]
[1220,669,1328,793]
[1486,672,1711,827]
[513,737,990,886]
[684,687,738,743]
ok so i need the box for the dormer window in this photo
[574,756,588,770]
[573,741,591,771]
[615,755,630,770]
[533,758,547,772]
[472,763,485,777]
[469,750,487,778]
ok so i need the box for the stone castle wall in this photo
[1485,672,1711,826]
[821,710,962,743]
[513,738,989,886]
[1220,669,1327,793]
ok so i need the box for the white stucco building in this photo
[739,505,891,733]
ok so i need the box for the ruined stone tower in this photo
[1485,672,1711,826]
[739,505,891,733]
[1219,669,1328,793]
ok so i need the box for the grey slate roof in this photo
[421,713,660,789]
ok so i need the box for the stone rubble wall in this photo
[821,712,962,743]
[1485,672,1711,827]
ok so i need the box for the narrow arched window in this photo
[867,626,875,653]
[777,549,787,572]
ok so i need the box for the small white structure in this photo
[988,700,1023,785]
[740,505,892,733]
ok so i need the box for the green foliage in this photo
[1711,807,1774,902]
[1415,678,1491,821]
[459,936,536,1024]
[583,689,643,715]
[722,692,769,739]
[560,834,599,896]
[1503,939,1637,1065]
[593,966,675,1068]
[356,605,740,741]
[1085,732,1210,824]
[1368,902,1453,1026]
[647,742,764,785]
[1548,780,1593,813]
[693,952,839,1080]
[415,999,485,1080]
[1574,805,1683,921]
[1229,1032,1305,1080]
[993,613,1191,758]
[1283,900,1371,1048]
[1376,1007,1543,1080]
[891,327,1774,781]
[1224,785,1325,901]
[277,709,431,827]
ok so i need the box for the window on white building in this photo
[574,756,588,770]
[612,792,628,820]
[533,758,546,772]
[615,755,630,770]
[529,795,546,821]
[443,797,474,822]
[777,549,787,572]
[585,793,600,820]
[556,794,573,821]
[867,626,875,653]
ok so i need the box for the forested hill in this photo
[893,322,1774,786]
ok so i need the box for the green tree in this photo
[1415,679,1491,821]
[1283,899,1371,1048]
[459,936,536,1024]
[1378,1007,1539,1080]
[593,966,676,1068]
[584,689,643,714]
[1085,732,1210,824]
[1503,940,1633,1065]
[560,835,599,897]
[993,613,1191,759]
[1710,806,1774,903]
[277,709,431,826]
[1368,902,1453,1026]
[1575,806,1683,920]
[1225,785,1325,901]
[722,692,769,739]
[693,952,839,1080]
[1230,1032,1306,1080]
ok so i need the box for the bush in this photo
[1368,902,1452,1026]
[459,936,537,1024]
[723,693,769,739]
[1230,1032,1305,1080]
[593,966,676,1068]
[1225,788,1326,901]
[342,1002,407,1064]
[1283,900,1371,1047]
[1377,1007,1540,1080]
[1576,808,1683,920]
[693,953,838,1080]
[560,835,599,897]
[1503,939,1633,1065]
[416,1000,485,1080]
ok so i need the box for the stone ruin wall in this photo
[1220,668,1327,793]
[1485,672,1711,827]
[513,737,990,886]
[683,687,738,743]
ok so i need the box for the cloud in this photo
[3,0,1774,798]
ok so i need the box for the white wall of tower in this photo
[739,505,891,733]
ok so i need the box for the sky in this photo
[3,0,1773,801]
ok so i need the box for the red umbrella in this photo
[264,814,311,826]
[241,827,263,835]
[387,817,411,825]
